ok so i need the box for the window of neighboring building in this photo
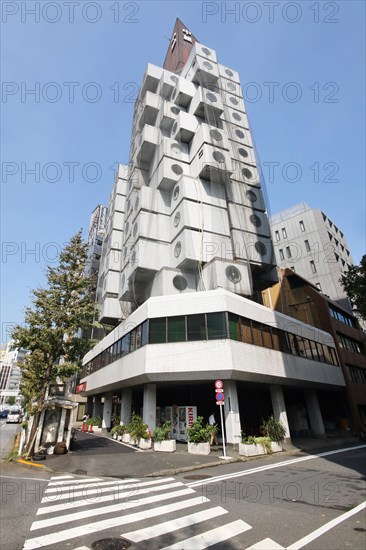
[275,230,280,241]
[299,220,305,232]
[279,249,285,261]
[347,365,366,384]
[304,240,311,252]
[286,246,292,259]
[310,260,317,273]
[282,227,287,238]
[337,333,363,354]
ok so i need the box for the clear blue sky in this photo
[1,1,365,343]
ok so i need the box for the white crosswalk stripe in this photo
[23,474,252,549]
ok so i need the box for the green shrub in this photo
[126,414,150,440]
[260,416,286,443]
[186,416,214,443]
[241,434,273,453]
[110,424,125,437]
[87,416,102,427]
[153,420,172,442]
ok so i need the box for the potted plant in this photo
[125,414,151,449]
[110,424,125,441]
[239,417,286,457]
[186,416,213,455]
[153,420,176,452]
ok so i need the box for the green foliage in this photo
[111,414,121,427]
[125,414,150,440]
[11,232,97,455]
[186,416,214,443]
[87,416,102,427]
[6,396,16,406]
[110,424,125,436]
[340,255,366,320]
[260,416,287,443]
[153,420,172,442]
[241,434,273,454]
[21,421,28,430]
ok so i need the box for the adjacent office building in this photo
[270,203,354,311]
[78,20,348,443]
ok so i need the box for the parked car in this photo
[6,409,22,423]
[0,409,9,418]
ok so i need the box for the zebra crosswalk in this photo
[23,474,251,549]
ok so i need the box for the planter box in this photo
[239,442,283,457]
[154,440,176,453]
[117,435,123,441]
[112,434,118,440]
[138,438,152,450]
[188,442,210,455]
[122,433,132,444]
[92,426,102,433]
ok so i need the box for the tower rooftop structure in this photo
[163,18,199,74]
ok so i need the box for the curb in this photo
[15,458,53,471]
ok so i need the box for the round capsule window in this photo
[174,241,182,258]
[172,164,183,175]
[229,96,239,105]
[206,92,217,103]
[225,265,241,284]
[235,129,245,139]
[203,61,213,70]
[173,211,181,227]
[125,221,129,234]
[210,129,222,141]
[255,241,267,256]
[232,112,241,122]
[250,214,262,227]
[170,142,181,154]
[173,275,188,291]
[121,274,125,288]
[225,69,234,77]
[238,148,248,158]
[133,223,138,237]
[242,168,253,180]
[171,106,180,115]
[131,249,137,263]
[173,186,180,201]
[227,82,236,91]
[135,197,139,210]
[212,151,225,164]
[202,47,212,56]
[170,75,178,83]
[172,122,177,134]
[246,190,257,202]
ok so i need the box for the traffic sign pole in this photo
[214,380,231,459]
[219,402,227,459]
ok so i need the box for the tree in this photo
[12,231,96,456]
[6,396,16,406]
[340,255,366,320]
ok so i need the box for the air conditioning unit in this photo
[201,259,252,295]
[150,268,197,297]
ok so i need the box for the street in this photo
[1,444,364,549]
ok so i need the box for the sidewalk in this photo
[17,430,363,478]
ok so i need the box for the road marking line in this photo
[41,476,175,503]
[1,475,50,482]
[287,501,366,550]
[187,444,366,487]
[23,496,209,549]
[49,475,73,480]
[32,487,196,530]
[247,538,285,549]
[38,481,184,515]
[123,507,228,542]
[45,477,104,491]
[159,519,252,549]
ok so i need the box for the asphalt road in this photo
[1,445,365,549]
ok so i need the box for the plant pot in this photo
[138,438,152,450]
[154,440,176,453]
[188,442,210,455]
[239,442,283,457]
[117,435,123,441]
[122,433,131,444]
[112,434,117,440]
[92,426,102,433]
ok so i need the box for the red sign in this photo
[216,401,225,406]
[215,380,223,389]
[76,382,86,393]
[187,407,194,427]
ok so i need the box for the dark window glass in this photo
[228,313,241,341]
[168,316,186,342]
[207,312,227,340]
[129,329,136,352]
[135,325,142,349]
[149,318,167,344]
[262,325,273,349]
[141,321,148,347]
[302,338,314,360]
[187,314,206,341]
[271,328,282,351]
[330,347,338,365]
[316,342,326,363]
[116,339,122,358]
[121,334,130,356]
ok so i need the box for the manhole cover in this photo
[183,474,213,480]
[92,538,131,550]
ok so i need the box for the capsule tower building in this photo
[81,20,345,442]
[119,19,276,306]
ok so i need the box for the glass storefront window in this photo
[141,321,148,347]
[187,314,206,341]
[149,317,167,344]
[207,312,227,340]
[240,317,252,344]
[228,313,240,341]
